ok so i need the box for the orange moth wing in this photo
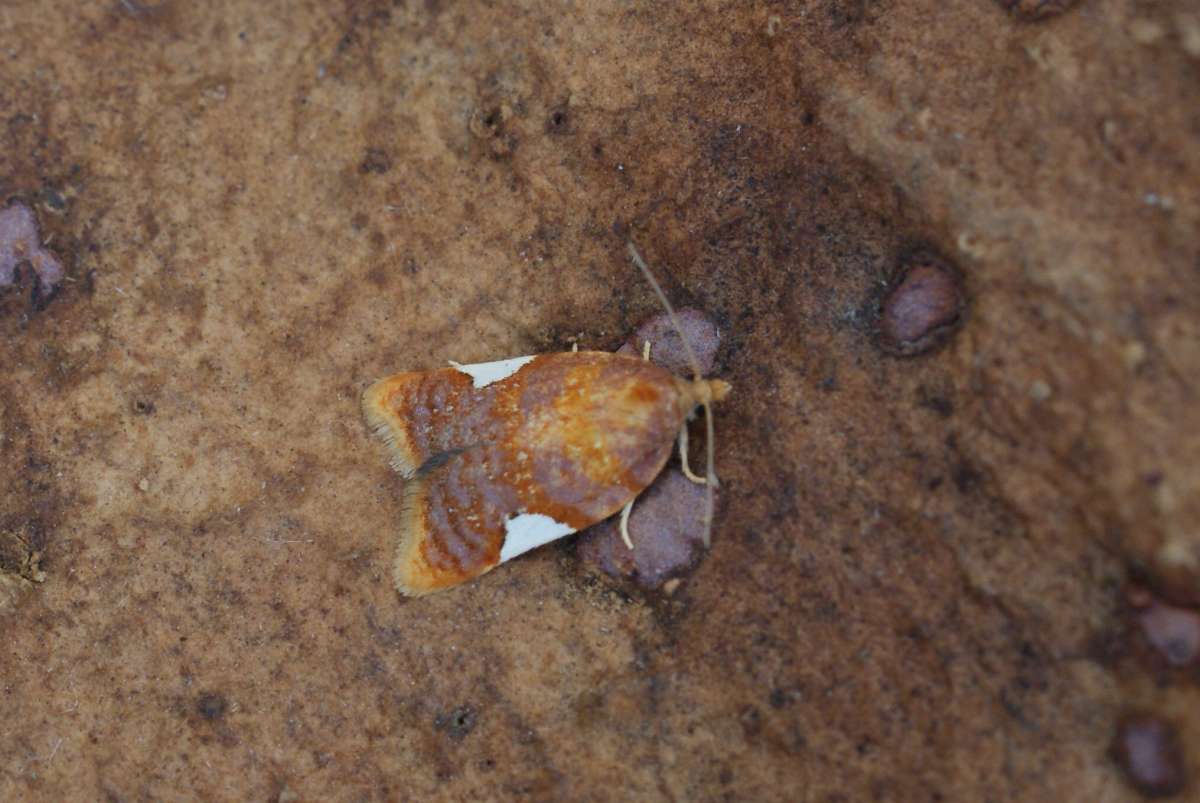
[363,351,720,596]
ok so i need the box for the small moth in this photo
[363,245,730,596]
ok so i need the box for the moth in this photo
[363,244,730,595]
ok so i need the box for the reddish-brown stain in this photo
[630,383,661,404]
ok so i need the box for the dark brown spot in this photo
[359,148,392,175]
[997,0,1077,21]
[196,692,228,720]
[878,253,966,357]
[545,106,569,134]
[1112,714,1186,798]
[435,705,477,740]
[917,386,954,417]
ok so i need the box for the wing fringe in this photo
[362,376,421,478]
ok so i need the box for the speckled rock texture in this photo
[1,0,1198,800]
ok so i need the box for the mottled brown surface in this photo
[1,0,1198,800]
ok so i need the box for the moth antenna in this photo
[627,240,718,547]
[626,242,703,383]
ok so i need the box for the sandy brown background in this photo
[2,0,1198,800]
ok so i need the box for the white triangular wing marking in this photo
[448,355,537,388]
[500,513,576,562]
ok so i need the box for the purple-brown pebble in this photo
[1138,602,1200,667]
[576,469,713,590]
[0,201,64,303]
[1112,714,1187,798]
[878,253,966,357]
[618,307,721,377]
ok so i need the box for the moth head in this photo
[689,378,731,408]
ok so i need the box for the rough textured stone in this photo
[617,307,722,377]
[1112,715,1187,798]
[0,201,64,308]
[1138,602,1200,668]
[577,469,712,589]
[0,0,1198,800]
[877,253,966,357]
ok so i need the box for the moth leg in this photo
[613,338,655,551]
[678,424,707,485]
[619,498,635,550]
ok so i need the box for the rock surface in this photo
[0,0,1197,799]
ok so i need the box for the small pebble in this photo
[576,469,713,589]
[0,201,65,302]
[1138,602,1200,667]
[878,253,966,357]
[1112,714,1187,798]
[618,308,721,377]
